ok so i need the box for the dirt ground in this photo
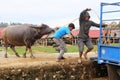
[0,51,97,68]
[0,51,108,80]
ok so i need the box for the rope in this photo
[92,9,100,20]
[63,9,100,26]
[63,17,79,26]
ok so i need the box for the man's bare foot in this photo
[78,59,82,64]
[84,54,88,60]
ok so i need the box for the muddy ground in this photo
[0,51,108,80]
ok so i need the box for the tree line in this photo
[0,22,37,27]
[0,21,120,27]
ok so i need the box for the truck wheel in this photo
[107,64,120,80]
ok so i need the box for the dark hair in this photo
[68,23,75,29]
[84,12,90,19]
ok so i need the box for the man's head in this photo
[84,12,90,21]
[68,23,75,31]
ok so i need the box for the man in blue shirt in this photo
[53,23,75,62]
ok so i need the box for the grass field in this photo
[0,45,98,55]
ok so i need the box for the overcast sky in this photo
[0,0,119,28]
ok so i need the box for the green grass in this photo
[0,45,98,55]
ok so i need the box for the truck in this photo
[97,2,120,80]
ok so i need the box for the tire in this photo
[107,64,120,80]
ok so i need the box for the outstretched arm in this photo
[91,21,107,28]
[66,33,75,42]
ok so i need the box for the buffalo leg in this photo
[25,40,35,58]
[4,44,8,58]
[28,47,35,58]
[10,45,20,57]
[23,47,28,58]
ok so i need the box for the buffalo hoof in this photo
[30,55,35,58]
[16,54,20,58]
[4,54,8,58]
[23,55,27,58]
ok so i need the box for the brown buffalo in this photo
[2,24,54,58]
